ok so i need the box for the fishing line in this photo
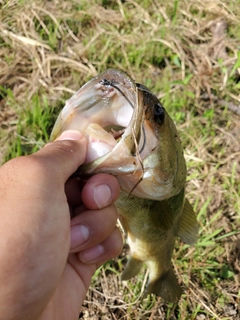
[100,78,134,109]
[128,128,144,196]
[101,78,146,155]
[132,124,146,156]
[138,125,146,155]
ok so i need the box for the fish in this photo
[51,69,198,302]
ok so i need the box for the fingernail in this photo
[57,130,83,141]
[70,225,89,249]
[93,184,112,209]
[79,244,104,263]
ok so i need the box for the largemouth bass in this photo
[51,69,198,302]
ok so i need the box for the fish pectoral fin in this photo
[121,255,143,280]
[178,198,198,245]
[145,266,182,303]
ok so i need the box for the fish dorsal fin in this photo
[178,198,198,245]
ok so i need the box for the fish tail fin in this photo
[145,266,182,302]
[121,255,143,280]
[178,198,198,245]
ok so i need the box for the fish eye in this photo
[153,102,165,125]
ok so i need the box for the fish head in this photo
[50,69,186,200]
[124,84,187,200]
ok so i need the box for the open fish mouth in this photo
[51,69,150,176]
[51,69,136,157]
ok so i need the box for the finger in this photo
[81,173,120,209]
[66,226,123,306]
[77,226,123,265]
[70,204,118,253]
[65,173,120,209]
[30,130,87,183]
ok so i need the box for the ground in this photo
[0,1,239,319]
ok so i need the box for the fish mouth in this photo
[51,69,145,172]
[51,69,136,136]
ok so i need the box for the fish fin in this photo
[178,198,198,245]
[121,255,143,280]
[145,266,182,303]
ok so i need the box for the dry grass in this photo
[0,0,240,319]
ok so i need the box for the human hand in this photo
[0,130,122,320]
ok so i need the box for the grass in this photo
[0,0,240,319]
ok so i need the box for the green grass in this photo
[0,0,240,319]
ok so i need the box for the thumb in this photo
[30,130,87,183]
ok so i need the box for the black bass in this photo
[51,69,198,302]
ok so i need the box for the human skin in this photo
[0,130,123,320]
